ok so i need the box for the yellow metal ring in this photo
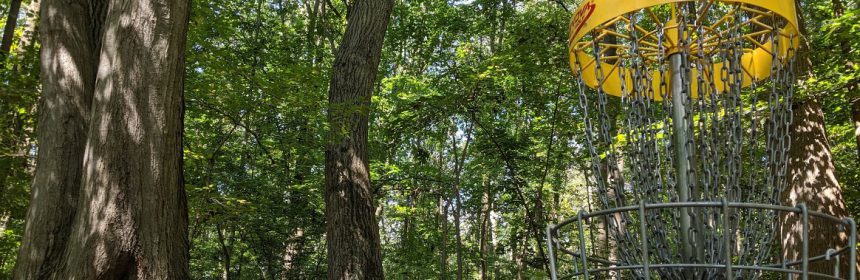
[569,0,800,100]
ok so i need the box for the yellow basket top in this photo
[568,0,801,100]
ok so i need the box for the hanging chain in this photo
[564,3,797,279]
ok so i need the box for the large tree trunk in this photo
[54,0,191,278]
[12,0,101,278]
[781,99,852,279]
[0,0,21,65]
[324,0,393,279]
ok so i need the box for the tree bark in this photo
[781,99,852,279]
[53,0,191,278]
[324,0,393,279]
[0,0,21,66]
[13,0,102,278]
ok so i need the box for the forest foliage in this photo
[0,0,858,279]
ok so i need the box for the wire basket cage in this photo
[547,202,857,280]
[554,0,858,279]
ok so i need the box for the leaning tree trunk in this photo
[324,0,393,279]
[12,0,39,71]
[12,0,101,278]
[781,99,852,279]
[0,0,21,66]
[54,0,191,278]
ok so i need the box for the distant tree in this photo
[0,0,22,67]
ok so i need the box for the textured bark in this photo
[13,0,101,278]
[781,99,852,279]
[0,0,21,65]
[54,0,191,278]
[324,0,393,279]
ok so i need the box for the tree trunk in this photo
[781,99,852,279]
[0,0,21,65]
[450,122,473,280]
[453,184,465,280]
[479,176,494,280]
[217,224,232,280]
[438,195,449,280]
[513,229,525,280]
[12,0,39,67]
[0,215,8,238]
[13,0,102,278]
[852,99,860,161]
[324,0,393,279]
[53,0,191,278]
[282,228,305,279]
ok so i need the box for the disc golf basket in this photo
[547,0,858,279]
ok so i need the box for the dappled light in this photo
[0,0,857,279]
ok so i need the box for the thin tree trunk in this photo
[781,99,852,279]
[55,0,191,278]
[15,0,38,53]
[217,224,232,280]
[438,194,449,280]
[453,187,465,280]
[13,0,102,278]
[0,215,8,238]
[0,0,21,66]
[513,229,525,280]
[282,228,305,279]
[480,176,494,280]
[451,122,474,280]
[324,0,393,279]
[852,99,860,161]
